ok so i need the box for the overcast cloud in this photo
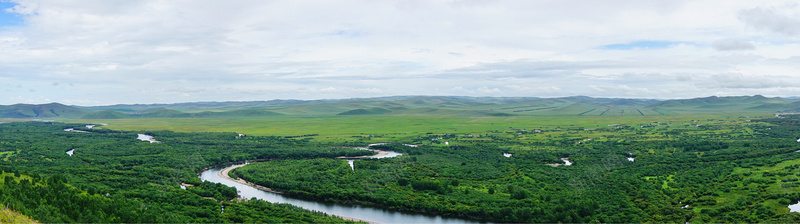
[1,0,799,105]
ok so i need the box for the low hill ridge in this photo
[2,95,799,118]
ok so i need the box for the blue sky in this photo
[0,2,22,27]
[1,0,799,106]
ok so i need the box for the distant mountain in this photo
[0,103,88,118]
[3,95,800,119]
[81,109,284,119]
[646,95,799,113]
[338,108,392,115]
[78,99,321,112]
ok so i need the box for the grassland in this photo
[0,209,38,224]
[70,113,765,143]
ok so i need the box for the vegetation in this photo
[229,115,800,223]
[4,95,800,222]
[0,122,367,223]
[338,108,392,115]
[0,208,38,223]
[5,95,800,119]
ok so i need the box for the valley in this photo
[2,95,800,223]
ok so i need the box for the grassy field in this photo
[69,113,767,143]
[0,209,38,224]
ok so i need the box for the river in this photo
[188,139,484,223]
[137,134,160,143]
[200,165,484,224]
[790,202,800,213]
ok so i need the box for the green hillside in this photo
[3,95,800,119]
[0,208,38,223]
[338,108,392,115]
[81,109,284,119]
[646,95,798,114]
[0,103,88,118]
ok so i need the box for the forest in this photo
[0,122,369,223]
[232,115,800,223]
[2,114,800,222]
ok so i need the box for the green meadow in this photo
[71,113,763,143]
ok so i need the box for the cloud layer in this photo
[1,0,799,105]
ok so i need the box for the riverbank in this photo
[216,164,377,224]
[336,150,390,159]
[218,164,283,194]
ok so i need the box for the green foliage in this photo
[7,109,800,223]
[0,208,38,223]
[0,122,365,223]
[224,115,800,223]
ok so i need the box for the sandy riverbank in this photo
[217,164,282,194]
[336,150,389,159]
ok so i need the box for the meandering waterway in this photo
[200,165,482,224]
[199,144,483,224]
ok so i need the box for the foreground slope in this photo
[0,208,38,223]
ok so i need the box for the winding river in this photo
[199,148,484,224]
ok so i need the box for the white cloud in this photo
[1,0,800,105]
[738,5,800,36]
[713,39,756,51]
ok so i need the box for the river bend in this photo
[199,147,484,224]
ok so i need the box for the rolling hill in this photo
[0,103,88,118]
[2,95,800,119]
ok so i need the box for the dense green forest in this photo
[0,122,368,223]
[4,114,800,222]
[232,115,800,223]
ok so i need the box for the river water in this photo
[191,140,483,223]
[790,202,800,213]
[200,166,484,224]
[137,134,160,143]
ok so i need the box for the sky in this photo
[1,0,800,106]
